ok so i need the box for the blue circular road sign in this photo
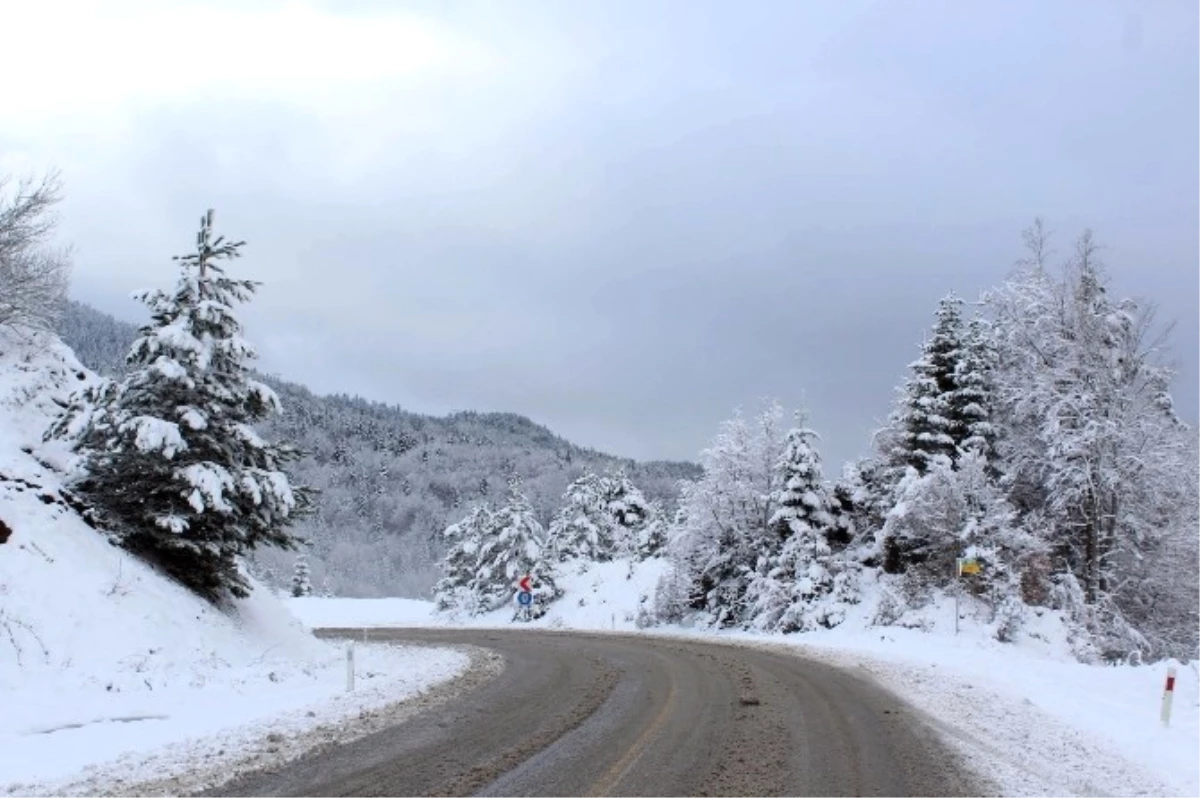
[517,590,533,606]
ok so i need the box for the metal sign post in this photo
[514,574,534,622]
[954,556,982,635]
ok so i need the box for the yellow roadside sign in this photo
[958,558,982,575]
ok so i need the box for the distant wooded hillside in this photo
[56,300,701,597]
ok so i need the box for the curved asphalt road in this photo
[209,628,985,797]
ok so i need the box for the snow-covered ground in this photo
[2,640,470,797]
[293,557,670,631]
[714,621,1199,797]
[289,557,1200,798]
[0,331,471,796]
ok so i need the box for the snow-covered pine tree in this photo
[547,468,657,562]
[597,468,653,557]
[472,479,559,617]
[771,421,835,546]
[291,553,312,597]
[747,419,855,632]
[879,293,1004,573]
[889,294,967,474]
[546,471,611,561]
[634,499,668,559]
[434,502,494,614]
[50,210,314,601]
[954,317,999,466]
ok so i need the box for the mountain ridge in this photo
[55,299,700,597]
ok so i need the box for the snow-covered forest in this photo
[429,222,1199,663]
[29,202,1200,662]
[661,225,1197,662]
[55,300,700,597]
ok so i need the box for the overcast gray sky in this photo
[4,0,1196,469]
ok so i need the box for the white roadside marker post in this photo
[347,642,356,693]
[954,558,961,636]
[1160,665,1177,727]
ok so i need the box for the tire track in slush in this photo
[205,629,988,797]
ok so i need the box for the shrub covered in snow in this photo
[291,553,312,598]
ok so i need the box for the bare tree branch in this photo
[0,171,72,331]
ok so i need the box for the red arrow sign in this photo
[518,575,532,592]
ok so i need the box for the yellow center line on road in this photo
[585,668,679,797]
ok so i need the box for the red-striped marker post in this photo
[1160,665,1177,727]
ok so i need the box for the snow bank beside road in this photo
[292,595,444,628]
[734,579,1200,797]
[290,557,669,632]
[0,331,471,796]
[2,643,470,797]
[737,630,1199,797]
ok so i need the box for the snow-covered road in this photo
[289,591,1200,797]
[194,628,988,797]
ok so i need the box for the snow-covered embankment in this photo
[0,330,472,796]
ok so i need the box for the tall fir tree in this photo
[879,293,1005,573]
[889,294,999,475]
[953,317,999,466]
[472,478,559,616]
[597,468,653,556]
[770,423,836,547]
[51,210,314,600]
[747,420,852,632]
[890,293,967,474]
[546,471,612,561]
[434,502,494,614]
[547,468,656,561]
